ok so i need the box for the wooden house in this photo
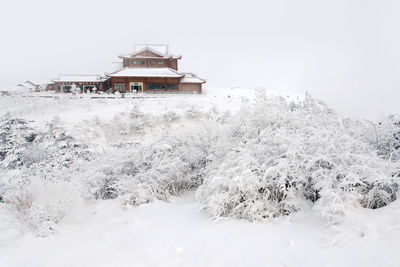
[106,44,205,93]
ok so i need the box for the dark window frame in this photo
[167,83,178,90]
[115,83,126,91]
[62,85,72,93]
[147,83,165,90]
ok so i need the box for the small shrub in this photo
[3,179,82,236]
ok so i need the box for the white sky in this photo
[1,0,399,118]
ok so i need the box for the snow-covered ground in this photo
[0,87,399,267]
[0,87,301,125]
[1,192,400,267]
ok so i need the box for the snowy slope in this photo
[0,87,399,267]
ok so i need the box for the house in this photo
[106,44,205,93]
[52,75,110,93]
[16,82,36,92]
[24,80,56,91]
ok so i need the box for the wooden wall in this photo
[181,83,202,94]
[111,77,181,93]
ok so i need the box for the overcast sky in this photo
[1,0,399,118]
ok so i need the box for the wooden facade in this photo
[110,77,181,93]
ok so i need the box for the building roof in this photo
[25,80,54,86]
[106,67,185,78]
[17,82,36,89]
[52,75,108,83]
[134,44,169,55]
[181,73,206,84]
[120,44,182,60]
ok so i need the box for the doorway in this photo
[129,82,143,93]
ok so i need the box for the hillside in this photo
[0,88,399,267]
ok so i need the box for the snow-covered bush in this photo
[343,115,400,163]
[197,92,399,222]
[0,114,37,169]
[0,115,91,209]
[3,178,82,236]
[0,115,91,173]
[370,115,400,162]
[184,106,203,119]
[109,121,222,205]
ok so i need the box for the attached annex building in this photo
[52,75,109,93]
[52,44,205,94]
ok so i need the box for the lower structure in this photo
[106,68,205,94]
[52,75,110,93]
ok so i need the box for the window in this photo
[115,83,125,91]
[131,60,137,65]
[158,61,164,66]
[147,83,165,90]
[167,83,178,90]
[62,85,72,93]
[149,61,155,65]
[140,60,145,65]
[57,85,61,91]
[83,85,95,93]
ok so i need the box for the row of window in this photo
[115,84,125,91]
[114,83,178,91]
[148,83,178,91]
[58,85,98,93]
[130,60,164,66]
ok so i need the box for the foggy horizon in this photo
[1,0,399,118]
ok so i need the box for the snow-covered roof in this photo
[103,62,124,74]
[181,73,206,84]
[134,44,169,55]
[25,80,54,86]
[52,75,108,83]
[17,82,36,90]
[120,44,181,60]
[106,67,184,78]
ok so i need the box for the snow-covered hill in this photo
[0,87,399,267]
